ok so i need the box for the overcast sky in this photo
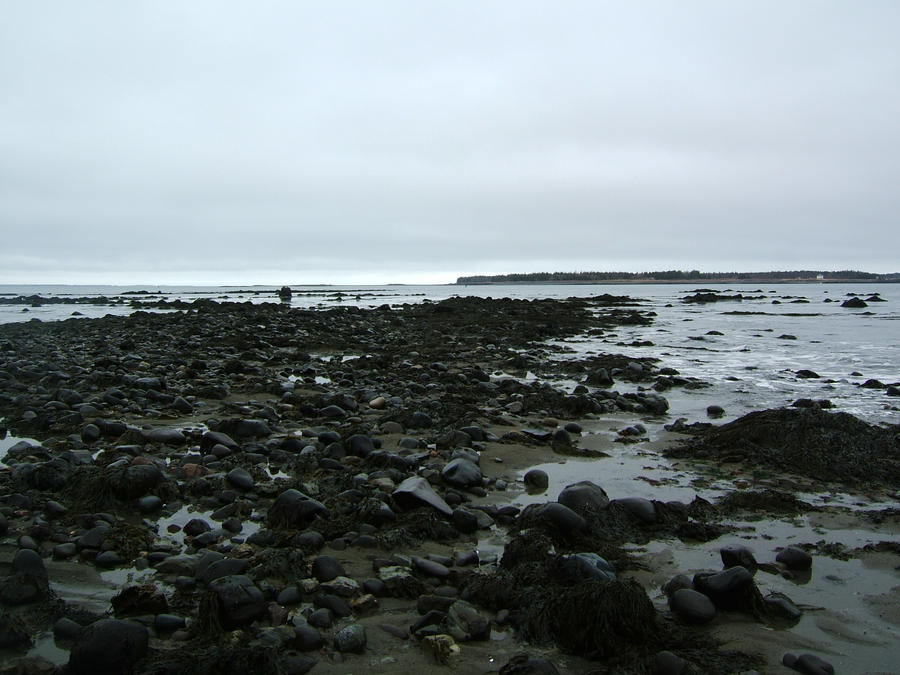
[2,1,899,284]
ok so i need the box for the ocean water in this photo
[1,282,897,425]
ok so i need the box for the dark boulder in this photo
[268,489,329,528]
[112,464,164,500]
[693,566,757,611]
[441,457,482,488]
[776,546,813,571]
[557,480,609,513]
[560,553,616,582]
[67,619,149,675]
[206,575,266,630]
[311,555,345,582]
[668,588,716,624]
[720,544,758,574]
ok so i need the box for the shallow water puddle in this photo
[155,504,261,548]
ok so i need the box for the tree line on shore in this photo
[456,270,899,284]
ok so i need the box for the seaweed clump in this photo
[462,532,658,660]
[665,407,900,487]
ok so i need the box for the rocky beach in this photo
[1,294,898,674]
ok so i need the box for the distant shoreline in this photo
[455,277,900,286]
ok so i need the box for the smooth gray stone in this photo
[669,588,716,624]
[392,476,453,516]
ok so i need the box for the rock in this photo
[706,405,725,418]
[612,496,657,523]
[144,428,186,446]
[663,574,693,597]
[206,575,266,629]
[154,614,186,632]
[137,495,162,512]
[460,425,484,441]
[392,476,453,516]
[407,411,433,428]
[446,600,490,641]
[765,592,803,621]
[532,502,586,533]
[307,608,333,628]
[412,556,450,579]
[112,464,164,500]
[795,370,820,379]
[226,467,254,491]
[441,457,482,488]
[11,548,47,579]
[720,544,758,574]
[585,368,613,386]
[782,652,835,674]
[632,392,669,414]
[67,619,149,675]
[451,508,479,534]
[557,480,610,513]
[201,430,239,451]
[81,423,101,443]
[654,650,687,675]
[334,624,366,653]
[693,566,756,610]
[668,588,716,624]
[53,617,84,640]
[523,469,549,490]
[268,489,329,528]
[293,623,325,651]
[561,553,616,582]
[314,593,351,617]
[234,419,271,437]
[499,654,560,674]
[841,297,867,308]
[183,518,211,536]
[196,557,250,584]
[95,551,123,568]
[776,546,812,571]
[172,396,194,413]
[311,555,345,582]
[347,434,375,457]
[0,549,49,605]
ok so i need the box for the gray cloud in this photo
[2,1,899,283]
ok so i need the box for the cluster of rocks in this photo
[0,296,842,673]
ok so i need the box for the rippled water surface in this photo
[3,282,897,424]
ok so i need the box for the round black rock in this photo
[311,555,345,582]
[776,546,813,571]
[523,469,549,490]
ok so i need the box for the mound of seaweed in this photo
[665,407,900,486]
[461,532,762,673]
